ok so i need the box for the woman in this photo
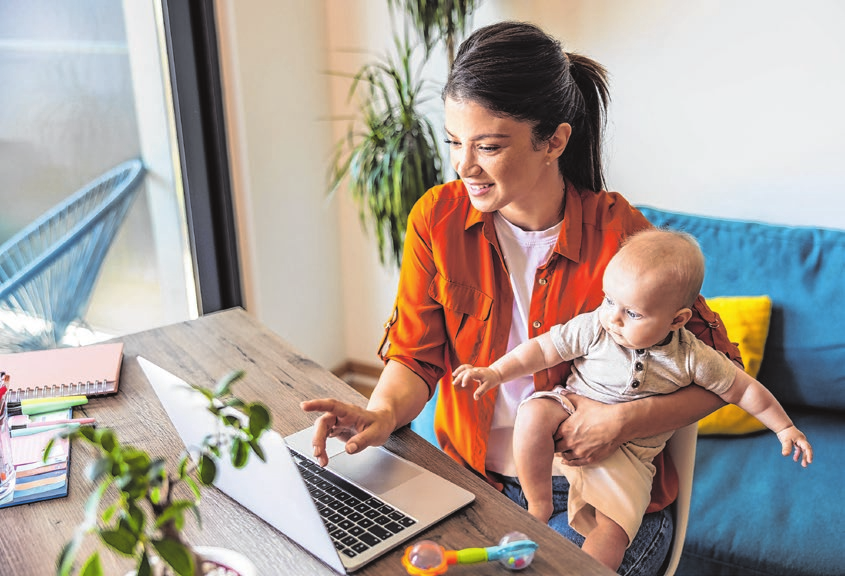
[303,21,740,575]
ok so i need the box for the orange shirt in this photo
[379,180,741,511]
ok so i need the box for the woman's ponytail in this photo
[561,52,610,193]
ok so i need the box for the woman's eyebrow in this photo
[444,127,511,141]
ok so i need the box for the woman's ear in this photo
[547,123,572,160]
[670,308,694,330]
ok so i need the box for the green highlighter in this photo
[10,422,81,437]
[9,396,88,416]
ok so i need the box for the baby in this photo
[452,228,812,571]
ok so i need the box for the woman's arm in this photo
[554,385,725,465]
[302,360,429,466]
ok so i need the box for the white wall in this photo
[217,0,845,371]
[512,0,845,229]
[215,0,345,368]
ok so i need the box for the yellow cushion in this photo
[697,295,772,435]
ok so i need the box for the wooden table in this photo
[0,308,612,575]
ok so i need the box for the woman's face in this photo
[444,97,564,229]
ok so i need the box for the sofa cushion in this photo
[638,206,845,412]
[676,409,843,576]
[697,295,770,435]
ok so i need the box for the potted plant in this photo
[328,1,482,269]
[329,33,444,268]
[48,370,270,576]
[387,0,479,65]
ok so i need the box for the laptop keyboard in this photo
[290,449,418,559]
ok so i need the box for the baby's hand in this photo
[452,364,502,400]
[776,425,813,468]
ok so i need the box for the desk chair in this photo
[0,159,146,352]
[660,423,697,576]
[411,395,698,576]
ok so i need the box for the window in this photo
[0,0,239,351]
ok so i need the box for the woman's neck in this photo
[498,177,567,231]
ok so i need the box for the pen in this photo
[10,422,82,437]
[8,397,88,416]
[11,417,96,431]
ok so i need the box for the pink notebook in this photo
[0,342,124,402]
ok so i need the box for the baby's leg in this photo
[581,510,629,571]
[513,396,571,523]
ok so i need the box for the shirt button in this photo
[538,278,548,285]
[635,362,643,371]
[533,321,542,329]
[631,380,640,388]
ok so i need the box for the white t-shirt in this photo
[485,212,561,476]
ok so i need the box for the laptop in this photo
[137,356,475,574]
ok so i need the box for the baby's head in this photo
[600,229,705,350]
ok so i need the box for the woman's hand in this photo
[300,398,396,466]
[553,394,624,466]
[301,360,431,467]
[554,386,726,466]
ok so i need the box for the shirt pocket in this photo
[429,273,493,367]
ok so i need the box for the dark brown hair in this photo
[443,21,610,192]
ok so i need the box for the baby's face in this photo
[599,258,684,350]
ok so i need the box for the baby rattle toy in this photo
[401,532,538,575]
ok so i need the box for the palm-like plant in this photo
[329,1,483,269]
[387,0,480,64]
[330,35,443,268]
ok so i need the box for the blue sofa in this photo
[637,207,844,576]
[411,206,845,575]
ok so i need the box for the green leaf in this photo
[214,369,245,397]
[78,553,104,576]
[249,439,266,462]
[231,437,249,468]
[102,502,119,524]
[178,454,190,479]
[43,438,56,462]
[79,425,98,442]
[248,402,271,437]
[198,453,216,485]
[225,397,245,408]
[184,475,201,500]
[98,429,118,453]
[99,526,138,556]
[155,500,196,531]
[152,538,195,576]
[137,551,152,576]
[123,448,151,472]
[126,501,146,535]
[191,385,215,401]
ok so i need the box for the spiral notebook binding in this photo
[8,379,112,403]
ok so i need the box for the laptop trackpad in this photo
[329,448,422,495]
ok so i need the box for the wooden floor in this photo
[332,360,381,398]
